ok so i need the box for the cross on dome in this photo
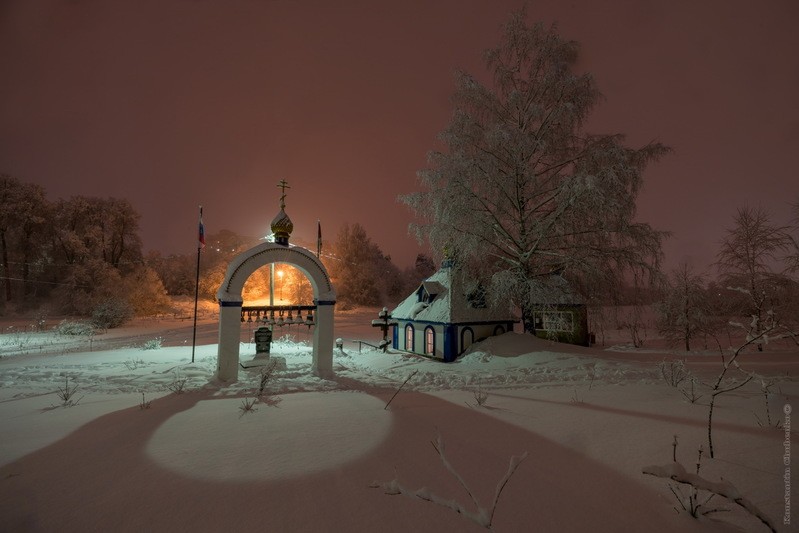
[271,179,294,245]
[277,179,290,210]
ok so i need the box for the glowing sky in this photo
[1,0,797,271]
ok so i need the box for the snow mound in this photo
[462,331,573,358]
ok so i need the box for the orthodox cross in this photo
[371,307,397,352]
[277,179,290,210]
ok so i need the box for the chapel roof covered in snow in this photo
[391,263,514,324]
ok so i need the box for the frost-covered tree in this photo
[146,250,196,296]
[51,196,143,270]
[401,11,669,333]
[715,206,794,349]
[328,222,404,307]
[329,223,383,307]
[656,263,709,352]
[0,175,49,302]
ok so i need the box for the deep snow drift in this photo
[0,311,796,532]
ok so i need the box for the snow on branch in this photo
[642,462,776,532]
[371,432,527,529]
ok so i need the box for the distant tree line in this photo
[0,174,171,326]
[0,174,433,326]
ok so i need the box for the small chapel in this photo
[390,257,516,362]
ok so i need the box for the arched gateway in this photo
[216,182,336,381]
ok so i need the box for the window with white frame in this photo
[425,327,434,355]
[405,324,414,351]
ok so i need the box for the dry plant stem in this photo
[384,370,418,410]
[373,432,527,529]
[706,335,761,458]
[258,360,278,396]
[139,392,151,410]
[239,397,258,417]
[473,382,489,406]
[431,437,481,512]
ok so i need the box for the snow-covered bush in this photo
[56,320,95,336]
[167,371,188,394]
[141,337,163,350]
[123,358,145,370]
[91,299,133,329]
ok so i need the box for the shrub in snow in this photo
[56,320,95,336]
[139,392,151,410]
[239,397,258,416]
[569,386,583,404]
[371,432,527,529]
[123,358,145,371]
[679,376,703,404]
[473,381,489,407]
[658,359,704,403]
[91,298,133,329]
[141,337,163,350]
[55,376,83,407]
[658,359,689,388]
[753,378,783,429]
[167,371,188,394]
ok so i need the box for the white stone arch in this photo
[216,242,336,381]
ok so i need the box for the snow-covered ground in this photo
[0,309,796,532]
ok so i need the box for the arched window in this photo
[405,324,414,351]
[461,328,474,354]
[425,327,435,356]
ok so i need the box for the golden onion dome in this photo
[270,209,293,244]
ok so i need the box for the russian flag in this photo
[199,206,206,249]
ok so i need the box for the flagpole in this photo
[317,219,321,258]
[192,206,204,364]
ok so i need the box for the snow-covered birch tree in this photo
[715,206,795,349]
[401,11,669,333]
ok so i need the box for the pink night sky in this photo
[1,0,797,271]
